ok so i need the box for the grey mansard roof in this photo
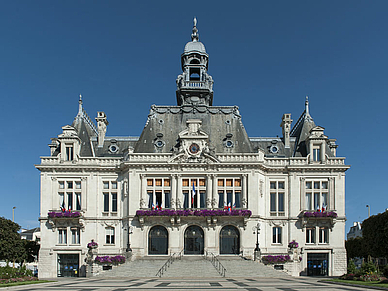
[133,105,252,154]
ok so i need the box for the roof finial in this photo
[191,17,199,42]
[78,94,83,115]
[305,96,310,116]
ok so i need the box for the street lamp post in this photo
[12,207,16,222]
[366,205,370,218]
[252,222,261,260]
[126,226,133,253]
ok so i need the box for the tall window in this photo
[65,145,74,161]
[272,227,282,244]
[306,227,315,244]
[270,181,285,216]
[71,228,80,244]
[58,180,81,211]
[312,145,321,162]
[319,227,328,244]
[103,181,118,214]
[105,227,115,244]
[182,178,206,209]
[305,181,328,211]
[58,228,67,244]
[147,178,171,209]
[217,178,242,208]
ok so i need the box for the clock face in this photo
[189,143,200,154]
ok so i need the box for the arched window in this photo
[189,68,200,80]
[184,225,204,255]
[190,59,200,64]
[149,225,168,255]
[220,225,240,254]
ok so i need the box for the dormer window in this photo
[312,145,321,162]
[65,145,74,161]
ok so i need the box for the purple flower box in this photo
[303,211,337,218]
[262,255,291,264]
[136,209,252,217]
[94,255,126,265]
[87,241,98,248]
[48,211,81,218]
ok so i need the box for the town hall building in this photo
[36,19,349,278]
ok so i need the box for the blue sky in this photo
[0,1,387,234]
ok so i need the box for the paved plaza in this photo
[7,277,372,291]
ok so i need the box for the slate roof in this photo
[133,105,253,154]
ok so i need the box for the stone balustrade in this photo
[217,154,263,162]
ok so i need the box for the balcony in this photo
[177,80,213,92]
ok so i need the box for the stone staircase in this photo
[96,258,165,278]
[163,256,220,278]
[218,257,290,278]
[96,256,290,278]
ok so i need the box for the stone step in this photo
[162,258,220,278]
[96,256,291,278]
[218,258,290,278]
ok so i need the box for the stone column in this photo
[329,177,335,210]
[206,174,212,208]
[171,174,177,209]
[242,174,247,209]
[177,174,182,208]
[212,174,217,208]
[140,174,146,209]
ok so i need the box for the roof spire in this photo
[191,17,199,42]
[78,94,83,115]
[305,95,310,117]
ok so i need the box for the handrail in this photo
[155,249,183,277]
[204,251,227,277]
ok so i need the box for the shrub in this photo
[261,255,291,264]
[0,266,33,280]
[360,261,377,274]
[383,265,388,277]
[94,255,125,265]
[0,266,36,284]
[347,259,357,275]
[360,272,380,282]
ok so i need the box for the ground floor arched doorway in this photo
[148,225,168,255]
[184,225,204,255]
[220,225,240,254]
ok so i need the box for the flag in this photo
[316,204,321,212]
[233,203,236,209]
[61,201,66,212]
[224,202,228,210]
[228,202,231,212]
[152,203,155,210]
[68,205,72,212]
[192,182,196,207]
[322,203,326,212]
[156,201,159,210]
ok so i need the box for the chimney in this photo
[280,114,292,148]
[95,112,108,147]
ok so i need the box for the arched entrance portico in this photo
[184,225,204,255]
[149,225,168,255]
[220,225,240,254]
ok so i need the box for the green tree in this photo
[346,237,368,259]
[362,211,388,258]
[0,217,26,264]
[24,239,40,263]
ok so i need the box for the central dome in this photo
[184,41,207,53]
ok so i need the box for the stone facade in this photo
[36,19,349,278]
